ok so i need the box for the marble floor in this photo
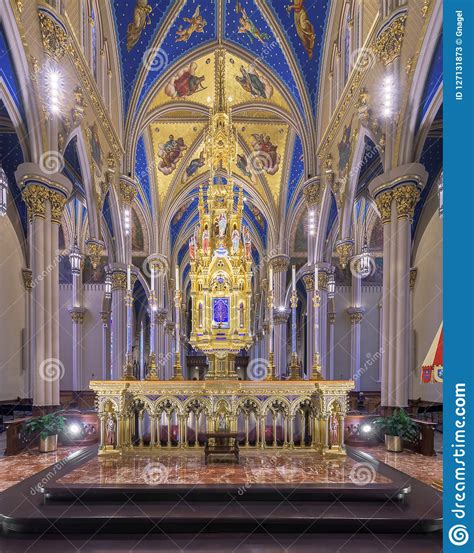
[0,445,82,492]
[56,449,392,486]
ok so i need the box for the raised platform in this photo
[0,446,442,535]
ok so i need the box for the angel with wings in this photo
[176,6,207,42]
[126,0,153,51]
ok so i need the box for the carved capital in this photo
[85,239,105,269]
[410,267,418,289]
[394,184,421,221]
[347,307,365,324]
[119,175,138,205]
[374,190,393,224]
[273,308,290,324]
[69,307,86,324]
[302,274,314,292]
[269,254,290,273]
[22,268,33,290]
[303,177,321,208]
[335,240,354,270]
[22,184,49,220]
[111,271,127,291]
[49,190,67,224]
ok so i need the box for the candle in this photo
[151,265,155,292]
[315,265,319,291]
[269,266,273,292]
[127,265,131,291]
[175,266,180,290]
[292,265,296,291]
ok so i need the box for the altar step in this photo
[0,447,442,536]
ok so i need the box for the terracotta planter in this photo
[39,434,58,453]
[385,434,403,452]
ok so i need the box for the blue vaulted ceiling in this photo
[111,1,331,120]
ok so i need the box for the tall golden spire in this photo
[203,48,237,177]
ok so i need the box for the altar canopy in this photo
[420,323,443,384]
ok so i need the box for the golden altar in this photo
[90,379,354,455]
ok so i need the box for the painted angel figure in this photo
[218,212,227,237]
[231,226,240,254]
[176,6,207,42]
[202,225,210,255]
[286,0,315,59]
[126,0,153,51]
[243,226,252,260]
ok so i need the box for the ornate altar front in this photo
[91,379,354,455]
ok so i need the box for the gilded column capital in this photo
[273,307,290,324]
[302,176,321,208]
[22,184,49,220]
[100,311,111,326]
[38,7,69,61]
[347,307,365,324]
[269,254,290,273]
[302,274,314,292]
[410,267,418,289]
[119,175,138,205]
[111,271,127,291]
[85,239,105,269]
[49,190,67,224]
[318,271,328,291]
[22,268,33,290]
[394,184,421,221]
[373,191,393,224]
[335,239,354,270]
[69,307,86,324]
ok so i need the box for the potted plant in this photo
[25,412,66,453]
[372,408,419,452]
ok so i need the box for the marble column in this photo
[302,274,315,379]
[369,164,427,407]
[328,308,336,380]
[100,310,111,380]
[347,274,365,391]
[21,269,33,398]
[318,270,329,378]
[269,255,290,377]
[69,308,86,390]
[16,164,72,408]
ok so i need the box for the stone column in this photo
[347,307,365,391]
[302,274,315,380]
[21,269,33,398]
[100,310,111,379]
[269,255,290,377]
[328,309,336,380]
[318,269,329,378]
[302,177,321,266]
[69,308,86,390]
[109,264,127,380]
[369,164,427,407]
[17,164,71,409]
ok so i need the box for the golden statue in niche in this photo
[188,49,253,379]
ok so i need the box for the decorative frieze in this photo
[38,9,69,61]
[374,14,407,66]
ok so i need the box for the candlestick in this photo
[314,265,319,291]
[127,265,131,291]
[292,265,296,291]
[269,266,273,292]
[151,265,155,291]
[175,266,180,290]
